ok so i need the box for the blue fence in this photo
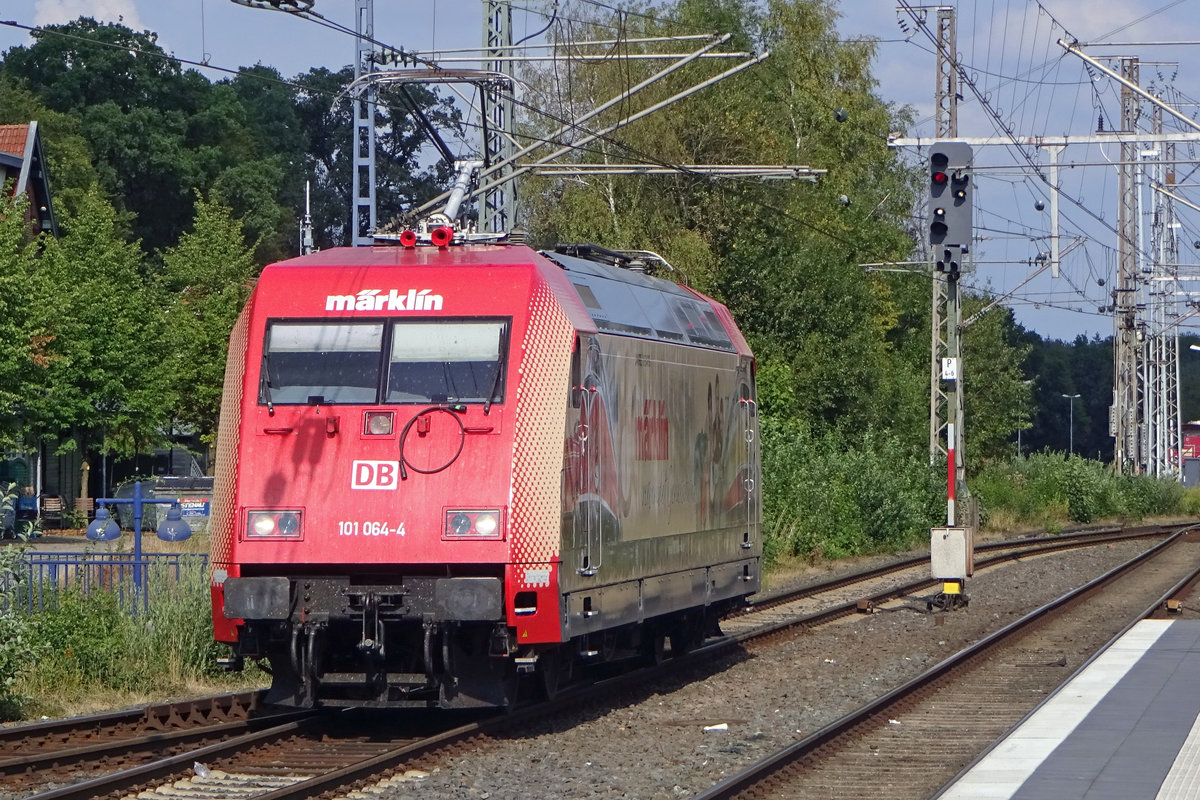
[14,551,210,613]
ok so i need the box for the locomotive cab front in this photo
[212,247,566,708]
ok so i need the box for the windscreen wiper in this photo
[483,329,507,415]
[483,365,502,415]
[260,346,275,416]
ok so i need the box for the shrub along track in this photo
[692,527,1200,800]
[6,524,1183,800]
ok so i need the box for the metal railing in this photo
[13,551,209,613]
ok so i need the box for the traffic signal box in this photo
[929,142,973,249]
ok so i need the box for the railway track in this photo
[719,523,1175,640]
[0,692,316,797]
[742,523,1170,612]
[7,523,1181,800]
[692,525,1200,799]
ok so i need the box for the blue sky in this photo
[4,0,1200,342]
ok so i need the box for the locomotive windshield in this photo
[386,321,506,404]
[259,319,508,406]
[262,323,384,404]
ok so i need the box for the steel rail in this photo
[929,540,1200,797]
[24,715,320,800]
[16,525,1178,800]
[0,689,268,746]
[0,710,313,777]
[241,525,1190,800]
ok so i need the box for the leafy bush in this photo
[1181,487,1200,516]
[1119,472,1183,518]
[60,509,86,530]
[1062,457,1104,523]
[33,559,224,693]
[35,588,136,690]
[973,451,1190,529]
[0,544,33,720]
[761,418,942,563]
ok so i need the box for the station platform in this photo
[937,619,1200,799]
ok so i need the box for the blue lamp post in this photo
[86,480,193,594]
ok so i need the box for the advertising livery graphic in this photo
[565,335,750,552]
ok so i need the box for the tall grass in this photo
[3,556,256,721]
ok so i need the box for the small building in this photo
[1182,421,1200,487]
[0,121,57,238]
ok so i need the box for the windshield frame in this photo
[257,316,512,407]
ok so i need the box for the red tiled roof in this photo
[0,124,30,158]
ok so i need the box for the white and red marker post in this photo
[947,423,956,527]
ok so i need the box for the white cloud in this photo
[33,0,146,31]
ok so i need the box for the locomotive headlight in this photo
[473,513,499,537]
[364,410,394,435]
[252,515,276,536]
[449,513,472,536]
[277,513,300,536]
[444,509,504,539]
[246,510,304,539]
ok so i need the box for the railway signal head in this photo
[935,247,961,277]
[929,142,973,247]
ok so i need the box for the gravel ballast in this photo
[361,538,1160,800]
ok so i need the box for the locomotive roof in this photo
[271,244,544,269]
[542,249,738,352]
[266,244,749,355]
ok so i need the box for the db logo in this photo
[352,460,399,490]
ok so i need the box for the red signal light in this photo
[399,230,417,248]
[933,171,949,185]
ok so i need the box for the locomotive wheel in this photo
[539,649,564,701]
[501,663,522,711]
[668,617,704,657]
[649,633,668,665]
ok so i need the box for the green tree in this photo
[29,189,172,481]
[0,192,52,452]
[160,196,259,446]
[226,65,309,261]
[292,66,462,247]
[210,157,290,264]
[961,302,1032,465]
[2,19,251,252]
[520,0,925,435]
[1018,331,1112,461]
[0,19,182,112]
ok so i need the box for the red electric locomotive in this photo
[211,237,761,708]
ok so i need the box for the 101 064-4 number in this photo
[338,521,406,536]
